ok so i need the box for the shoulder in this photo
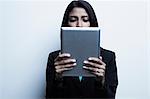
[48,50,60,61]
[101,47,115,56]
[49,50,60,56]
[100,47,116,62]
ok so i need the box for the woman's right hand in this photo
[54,53,76,74]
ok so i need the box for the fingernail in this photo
[99,56,102,59]
[73,63,76,66]
[83,60,88,64]
[72,59,76,62]
[83,66,87,69]
[88,57,92,60]
[66,53,71,57]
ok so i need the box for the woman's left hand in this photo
[83,57,106,77]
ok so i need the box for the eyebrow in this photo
[69,16,89,18]
[81,16,89,18]
[69,16,78,18]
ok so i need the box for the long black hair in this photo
[61,0,98,27]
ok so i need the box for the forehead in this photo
[69,7,88,16]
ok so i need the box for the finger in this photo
[55,63,76,70]
[99,56,102,60]
[56,67,73,73]
[54,53,71,62]
[93,72,104,77]
[88,57,106,66]
[83,66,105,77]
[83,66,105,73]
[83,60,105,70]
[59,52,61,55]
[59,53,71,57]
[54,59,76,65]
[83,66,98,72]
[96,68,105,74]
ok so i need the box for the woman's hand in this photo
[54,53,76,74]
[83,56,106,77]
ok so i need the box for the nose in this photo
[76,20,82,27]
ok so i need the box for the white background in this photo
[0,0,149,99]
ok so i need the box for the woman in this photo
[46,0,118,98]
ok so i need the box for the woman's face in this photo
[68,7,90,27]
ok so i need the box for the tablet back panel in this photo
[61,27,100,77]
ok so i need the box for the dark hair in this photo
[61,0,98,27]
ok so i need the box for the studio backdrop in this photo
[0,0,149,99]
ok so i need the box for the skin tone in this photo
[68,7,90,27]
[54,7,106,77]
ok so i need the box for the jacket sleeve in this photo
[46,52,63,98]
[95,52,118,98]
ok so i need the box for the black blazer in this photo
[46,48,118,98]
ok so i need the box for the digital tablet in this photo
[61,27,100,77]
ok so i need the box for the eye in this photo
[83,19,89,22]
[68,17,77,22]
[82,16,89,22]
